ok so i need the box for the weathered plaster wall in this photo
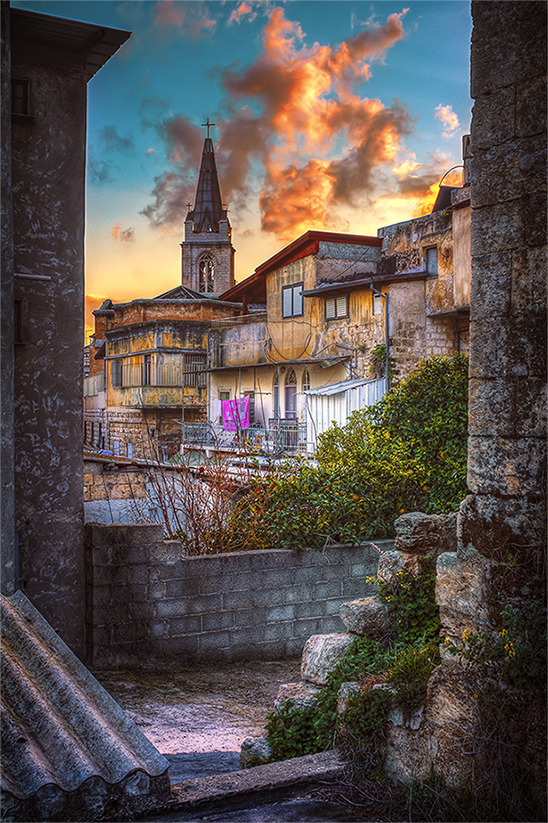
[85,523,387,668]
[11,40,88,654]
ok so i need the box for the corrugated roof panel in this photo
[0,591,169,801]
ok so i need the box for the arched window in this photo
[285,368,297,419]
[198,255,215,293]
[302,369,310,393]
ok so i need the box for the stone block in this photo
[230,625,265,646]
[274,681,322,712]
[301,634,353,686]
[340,596,392,637]
[293,617,323,638]
[222,590,251,610]
[471,2,546,97]
[283,583,313,604]
[128,564,148,584]
[458,493,546,563]
[468,378,517,437]
[187,593,223,615]
[294,600,324,620]
[471,86,516,150]
[264,621,294,642]
[467,435,546,496]
[240,737,271,769]
[436,550,492,638]
[471,138,545,208]
[202,610,234,632]
[266,604,295,623]
[377,550,422,587]
[250,549,292,571]
[468,318,516,379]
[165,578,191,599]
[234,606,266,628]
[313,581,341,600]
[196,574,223,594]
[262,569,293,588]
[293,565,321,584]
[516,75,547,139]
[168,615,201,636]
[511,246,547,315]
[394,512,454,555]
[253,587,286,607]
[469,252,512,320]
[199,630,231,652]
[150,541,183,564]
[325,598,344,616]
[320,616,348,635]
[129,600,154,621]
[156,599,189,618]
[321,563,346,582]
[470,202,524,257]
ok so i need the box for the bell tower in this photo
[181,119,235,294]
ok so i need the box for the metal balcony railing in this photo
[179,420,308,455]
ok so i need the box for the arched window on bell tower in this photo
[198,255,215,293]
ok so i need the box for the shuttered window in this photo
[282,283,304,317]
[325,295,348,319]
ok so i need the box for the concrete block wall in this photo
[85,522,389,668]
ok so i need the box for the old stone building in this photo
[84,134,241,460]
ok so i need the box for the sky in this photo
[12,0,472,341]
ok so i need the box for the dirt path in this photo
[94,659,302,756]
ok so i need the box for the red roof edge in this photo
[255,230,381,277]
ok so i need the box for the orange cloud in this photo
[111,222,135,242]
[154,0,216,40]
[228,2,257,26]
[435,103,460,138]
[144,6,413,242]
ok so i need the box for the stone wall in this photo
[378,3,546,813]
[85,523,387,668]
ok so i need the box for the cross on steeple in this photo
[201,118,215,139]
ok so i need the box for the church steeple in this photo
[181,120,235,294]
[188,129,224,233]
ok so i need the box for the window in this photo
[426,247,438,275]
[244,391,256,425]
[325,295,348,320]
[373,294,383,316]
[199,256,215,293]
[184,353,207,387]
[302,369,310,392]
[282,283,303,318]
[127,442,133,458]
[111,359,122,387]
[11,79,30,115]
[284,368,297,419]
[142,354,152,386]
[113,440,120,456]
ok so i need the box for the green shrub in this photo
[223,354,468,551]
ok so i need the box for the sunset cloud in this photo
[112,222,136,242]
[228,2,258,26]
[154,0,216,40]
[143,6,415,241]
[435,103,460,138]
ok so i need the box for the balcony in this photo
[179,420,308,455]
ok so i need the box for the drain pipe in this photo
[370,284,390,392]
